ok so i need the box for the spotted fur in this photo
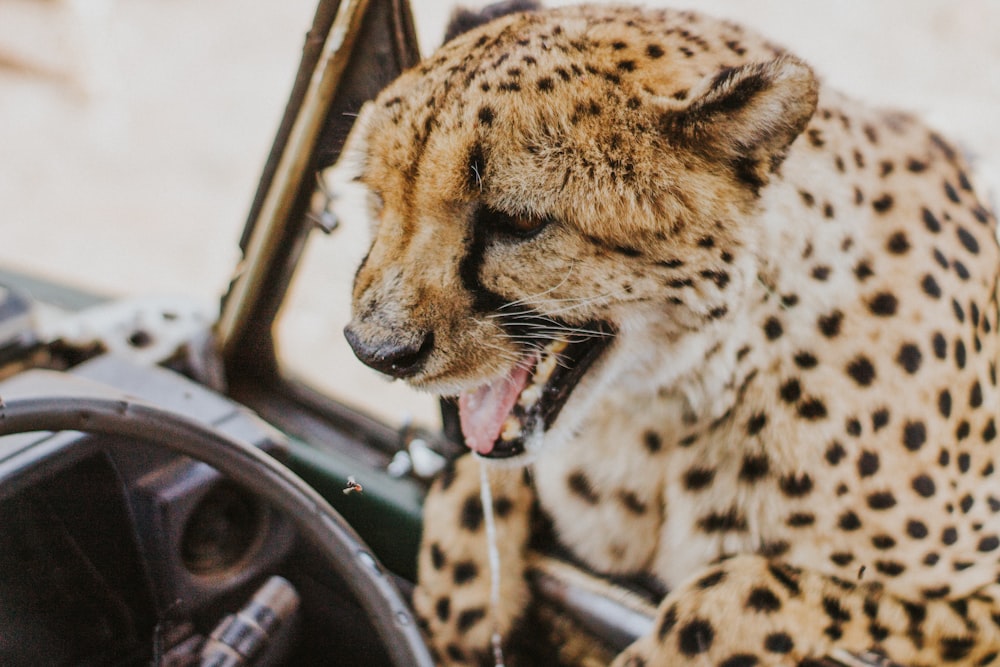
[342,3,1000,665]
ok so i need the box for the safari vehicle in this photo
[0,0,654,664]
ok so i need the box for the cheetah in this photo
[340,2,1000,665]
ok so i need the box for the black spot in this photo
[719,656,758,667]
[908,520,929,539]
[536,77,554,92]
[979,536,999,552]
[708,306,729,320]
[477,106,495,125]
[698,508,747,532]
[453,560,478,584]
[953,298,966,322]
[858,450,879,476]
[854,260,874,281]
[494,496,513,518]
[657,604,678,640]
[956,420,971,441]
[746,412,768,436]
[903,421,927,451]
[818,310,844,337]
[646,43,665,59]
[838,510,862,531]
[643,430,662,453]
[888,232,911,253]
[970,381,983,408]
[684,467,716,491]
[438,461,456,491]
[960,494,973,513]
[460,495,483,531]
[456,607,485,633]
[768,563,801,596]
[567,471,599,504]
[955,339,967,368]
[847,356,876,386]
[779,472,812,498]
[831,552,854,566]
[780,379,802,403]
[872,534,896,549]
[941,527,958,545]
[759,540,790,558]
[922,274,942,298]
[794,351,819,368]
[846,418,862,437]
[677,618,714,656]
[746,587,781,613]
[617,59,637,72]
[787,512,816,527]
[876,561,906,577]
[798,399,828,420]
[430,542,446,569]
[944,181,961,204]
[933,332,947,359]
[826,441,847,465]
[868,621,889,644]
[696,569,726,588]
[764,632,794,653]
[869,292,898,316]
[957,227,980,254]
[872,408,890,431]
[924,552,940,566]
[823,596,852,623]
[958,453,971,473]
[872,194,894,213]
[435,596,451,621]
[954,259,970,281]
[868,491,897,510]
[618,490,647,515]
[897,343,922,374]
[740,454,769,481]
[763,317,783,340]
[940,636,975,661]
[923,585,951,599]
[984,419,997,443]
[446,644,464,662]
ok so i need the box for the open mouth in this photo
[457,322,614,459]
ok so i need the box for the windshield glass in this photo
[0,0,316,299]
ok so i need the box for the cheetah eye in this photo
[475,205,552,240]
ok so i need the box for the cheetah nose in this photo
[343,325,434,379]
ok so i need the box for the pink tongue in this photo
[458,362,533,455]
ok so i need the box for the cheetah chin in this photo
[458,321,614,459]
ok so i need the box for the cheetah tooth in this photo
[500,415,523,441]
[518,382,543,408]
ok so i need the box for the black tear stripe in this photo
[458,208,508,313]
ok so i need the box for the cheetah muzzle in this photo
[457,319,614,458]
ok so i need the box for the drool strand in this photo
[478,457,506,667]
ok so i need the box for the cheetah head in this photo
[342,5,817,460]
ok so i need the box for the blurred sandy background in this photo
[1,0,998,427]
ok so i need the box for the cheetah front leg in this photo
[613,554,1000,667]
[414,454,536,665]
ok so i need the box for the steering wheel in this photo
[0,393,434,667]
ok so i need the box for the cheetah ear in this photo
[662,56,818,188]
[443,0,541,43]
